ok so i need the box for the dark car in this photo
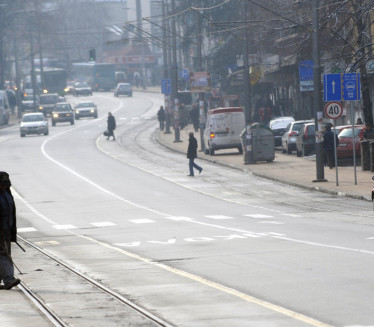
[73,82,92,96]
[296,122,315,157]
[269,116,295,147]
[114,83,132,97]
[38,93,59,116]
[21,94,39,112]
[336,126,365,159]
[51,103,75,126]
[74,101,98,119]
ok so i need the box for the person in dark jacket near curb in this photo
[187,132,203,176]
[157,106,165,131]
[0,171,20,290]
[107,112,116,141]
[323,124,339,169]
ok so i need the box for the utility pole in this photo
[171,0,181,142]
[196,3,205,151]
[312,0,326,182]
[243,0,251,124]
[136,0,146,89]
[162,0,171,134]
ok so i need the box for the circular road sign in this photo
[325,101,343,120]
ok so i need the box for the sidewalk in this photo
[156,125,373,201]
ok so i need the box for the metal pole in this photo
[171,0,181,142]
[312,0,326,182]
[243,0,251,124]
[162,0,171,134]
[352,104,357,185]
[333,119,339,186]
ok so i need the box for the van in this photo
[203,107,245,155]
[38,93,59,116]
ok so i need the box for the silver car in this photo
[20,113,49,137]
[281,120,313,154]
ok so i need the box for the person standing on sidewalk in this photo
[323,124,339,169]
[107,112,116,141]
[157,106,165,131]
[187,132,203,176]
[0,171,20,290]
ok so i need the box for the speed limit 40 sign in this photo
[324,101,343,120]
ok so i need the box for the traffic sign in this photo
[161,79,172,95]
[323,73,361,101]
[324,101,343,120]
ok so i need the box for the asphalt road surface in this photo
[1,91,374,327]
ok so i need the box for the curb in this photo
[154,130,371,202]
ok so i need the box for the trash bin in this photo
[251,123,275,162]
[360,140,370,171]
[241,123,275,163]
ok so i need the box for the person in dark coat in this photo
[189,104,200,132]
[107,112,116,141]
[363,122,374,139]
[323,124,339,169]
[187,132,202,176]
[0,171,20,290]
[157,106,166,131]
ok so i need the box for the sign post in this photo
[324,101,343,186]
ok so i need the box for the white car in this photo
[269,116,295,147]
[20,113,49,137]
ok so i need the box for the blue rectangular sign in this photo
[161,79,172,95]
[323,73,361,101]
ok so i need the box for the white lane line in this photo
[18,227,37,233]
[53,225,77,230]
[91,221,116,227]
[244,214,273,219]
[129,219,155,224]
[257,221,284,225]
[205,215,233,219]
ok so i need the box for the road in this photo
[1,91,374,326]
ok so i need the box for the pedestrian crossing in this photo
[18,212,296,233]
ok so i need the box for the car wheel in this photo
[281,143,286,153]
[76,116,80,120]
[287,144,292,154]
[20,133,25,137]
[52,120,56,126]
[44,129,49,136]
[209,143,215,156]
[71,120,75,125]
[94,114,98,119]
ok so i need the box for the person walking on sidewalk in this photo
[0,171,20,290]
[187,132,203,176]
[107,112,116,141]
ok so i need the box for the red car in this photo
[336,126,365,158]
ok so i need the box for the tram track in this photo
[17,236,174,327]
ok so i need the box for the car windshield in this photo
[291,123,305,132]
[54,104,71,112]
[76,102,94,108]
[270,119,294,129]
[339,128,362,138]
[119,84,130,89]
[40,95,59,104]
[77,82,89,88]
[22,115,44,122]
[23,95,34,101]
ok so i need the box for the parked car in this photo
[20,112,49,137]
[38,93,59,116]
[74,101,98,119]
[203,107,245,155]
[114,83,132,97]
[296,122,315,157]
[269,116,295,147]
[51,103,75,126]
[336,126,365,159]
[73,82,92,96]
[281,120,313,154]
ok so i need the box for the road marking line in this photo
[205,215,233,219]
[244,214,273,219]
[53,225,77,230]
[257,221,284,224]
[18,227,37,233]
[129,219,155,224]
[91,222,116,227]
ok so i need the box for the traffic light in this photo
[89,49,96,61]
